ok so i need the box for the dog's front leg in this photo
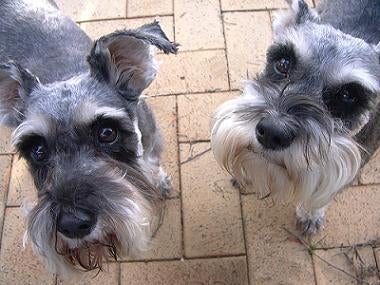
[295,204,327,236]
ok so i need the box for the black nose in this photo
[256,117,295,150]
[57,209,97,239]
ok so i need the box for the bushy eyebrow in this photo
[11,114,52,149]
[333,65,380,93]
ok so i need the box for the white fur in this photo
[134,119,144,157]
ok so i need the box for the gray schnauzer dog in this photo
[211,0,380,235]
[0,0,177,275]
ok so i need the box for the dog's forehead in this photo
[27,75,131,124]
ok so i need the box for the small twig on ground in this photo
[282,227,371,285]
[180,147,211,165]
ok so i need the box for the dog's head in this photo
[0,21,177,275]
[211,0,380,205]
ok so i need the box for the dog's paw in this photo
[296,206,325,236]
[230,178,243,190]
[158,175,172,198]
[296,215,324,236]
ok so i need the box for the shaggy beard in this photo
[211,93,362,209]
[23,167,161,276]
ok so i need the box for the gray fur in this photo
[211,0,380,235]
[0,0,177,275]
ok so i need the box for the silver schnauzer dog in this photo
[211,0,380,235]
[0,0,177,275]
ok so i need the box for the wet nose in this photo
[256,117,295,150]
[57,209,97,239]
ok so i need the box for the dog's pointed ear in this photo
[0,62,39,127]
[273,0,318,37]
[87,21,178,101]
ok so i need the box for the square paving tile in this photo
[242,194,316,284]
[177,91,239,142]
[221,0,314,11]
[314,246,379,285]
[0,208,55,285]
[0,125,13,154]
[145,96,180,197]
[57,263,120,285]
[174,0,224,51]
[125,199,182,261]
[0,155,12,244]
[7,156,37,207]
[120,256,248,285]
[127,0,173,17]
[56,0,127,22]
[359,147,380,185]
[223,11,272,89]
[145,50,229,96]
[57,263,119,285]
[311,185,380,248]
[180,142,245,258]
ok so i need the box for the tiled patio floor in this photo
[1,0,380,284]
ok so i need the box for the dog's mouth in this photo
[55,232,120,271]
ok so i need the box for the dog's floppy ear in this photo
[273,0,318,37]
[87,21,178,101]
[0,62,39,127]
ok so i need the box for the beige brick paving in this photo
[360,147,380,185]
[221,0,314,11]
[0,208,55,285]
[57,263,119,285]
[126,199,182,261]
[311,185,380,248]
[127,0,173,17]
[145,50,229,96]
[146,95,180,197]
[0,155,11,243]
[56,0,127,22]
[80,16,174,41]
[174,0,224,51]
[180,142,245,258]
[120,256,248,285]
[177,91,238,142]
[1,1,380,285]
[224,11,273,89]
[242,195,316,284]
[0,126,13,154]
[7,156,36,207]
[314,247,380,285]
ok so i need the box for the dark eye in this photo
[338,87,357,104]
[30,143,48,162]
[98,126,118,144]
[274,57,291,75]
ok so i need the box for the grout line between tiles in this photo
[172,0,176,43]
[219,0,232,91]
[120,253,247,264]
[0,154,13,253]
[310,249,319,285]
[371,247,380,280]
[77,14,175,24]
[239,194,251,285]
[174,94,186,260]
[146,88,241,98]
